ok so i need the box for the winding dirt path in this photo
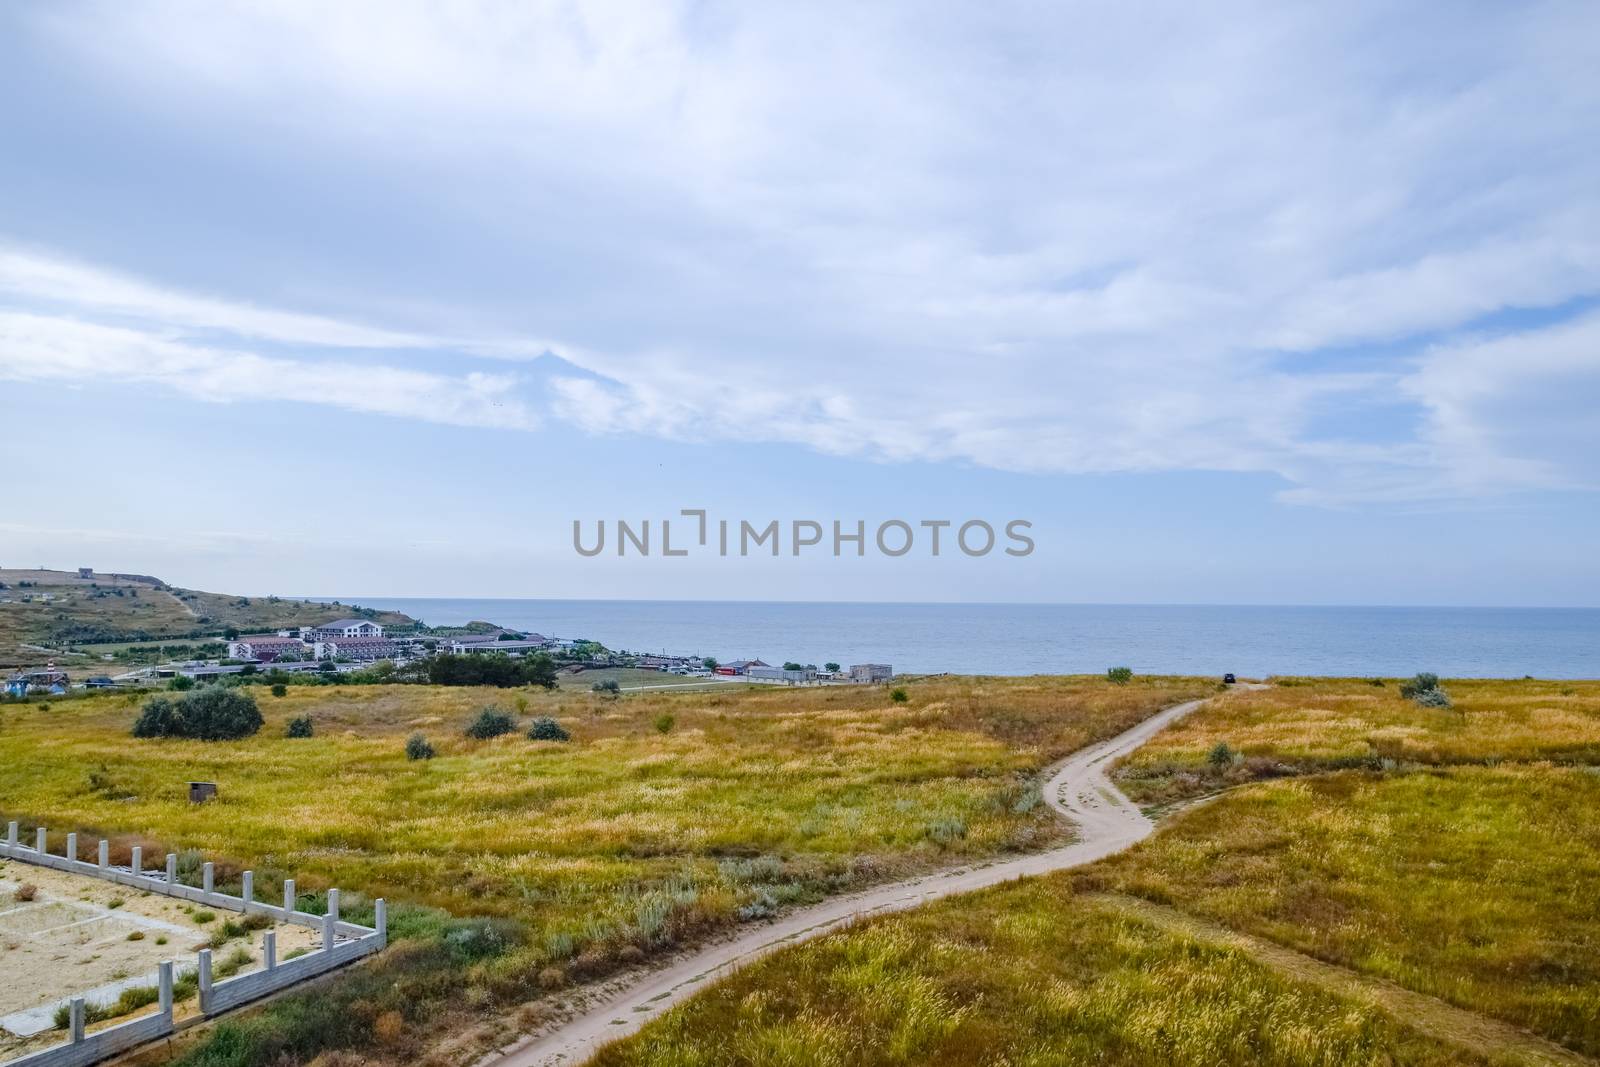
[482,694,1212,1067]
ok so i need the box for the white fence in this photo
[1,822,386,1067]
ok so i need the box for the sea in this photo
[308,600,1600,679]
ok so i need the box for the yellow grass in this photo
[0,675,1207,989]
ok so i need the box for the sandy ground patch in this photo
[0,857,319,1050]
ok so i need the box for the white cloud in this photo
[0,312,537,431]
[9,1,1600,503]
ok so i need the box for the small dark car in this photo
[1223,672,1237,685]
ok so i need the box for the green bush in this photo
[168,674,195,691]
[1106,666,1134,685]
[465,708,516,739]
[1400,672,1451,707]
[285,715,314,739]
[132,688,263,741]
[405,733,435,760]
[654,713,675,734]
[592,679,621,696]
[527,716,570,741]
[270,683,288,697]
[890,687,909,703]
[1207,741,1237,769]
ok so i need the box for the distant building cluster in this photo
[227,619,399,665]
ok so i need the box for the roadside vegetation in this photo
[590,877,1484,1067]
[0,674,1208,1065]
[1114,676,1600,805]
[591,677,1600,1067]
[1079,765,1600,1056]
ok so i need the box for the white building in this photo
[309,618,384,639]
[849,663,893,683]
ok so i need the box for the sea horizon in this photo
[297,597,1600,680]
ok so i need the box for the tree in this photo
[782,661,804,672]
[703,657,719,670]
[270,683,288,697]
[465,708,516,739]
[824,662,841,674]
[406,733,436,760]
[527,716,570,741]
[132,687,263,741]
[168,675,195,691]
[223,626,239,640]
[286,715,314,739]
[592,679,621,697]
[1106,666,1133,685]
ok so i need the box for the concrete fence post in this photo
[242,870,254,907]
[202,861,214,896]
[264,930,277,971]
[66,832,77,863]
[158,961,174,1018]
[5,821,15,847]
[327,888,340,924]
[322,912,334,952]
[167,852,178,886]
[197,949,213,1014]
[375,898,387,946]
[132,846,143,878]
[35,827,45,855]
[69,998,85,1043]
[98,839,109,868]
[284,877,296,914]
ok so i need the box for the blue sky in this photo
[1,2,1598,605]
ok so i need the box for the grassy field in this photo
[590,877,1486,1067]
[1081,766,1600,1057]
[591,678,1600,1067]
[1114,677,1600,805]
[0,568,413,666]
[0,674,1207,1063]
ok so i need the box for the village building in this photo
[307,618,385,640]
[227,635,310,662]
[313,637,399,662]
[849,663,894,683]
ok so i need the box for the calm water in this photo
[310,600,1600,679]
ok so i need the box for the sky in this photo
[1,1,1598,606]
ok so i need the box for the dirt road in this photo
[482,693,1213,1067]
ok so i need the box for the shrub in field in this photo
[1107,666,1134,684]
[1207,741,1237,769]
[285,715,314,738]
[1399,672,1440,699]
[132,687,263,740]
[270,683,288,697]
[14,883,37,902]
[1413,686,1453,709]
[528,716,570,742]
[1400,672,1452,708]
[465,708,516,739]
[654,713,675,735]
[168,675,195,691]
[890,687,909,703]
[593,679,621,696]
[406,733,436,760]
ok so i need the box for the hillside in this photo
[0,568,416,666]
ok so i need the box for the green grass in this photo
[1114,677,1600,805]
[0,674,1208,1065]
[1080,766,1600,1057]
[590,877,1483,1067]
[588,678,1600,1067]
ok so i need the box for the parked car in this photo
[1223,672,1237,685]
